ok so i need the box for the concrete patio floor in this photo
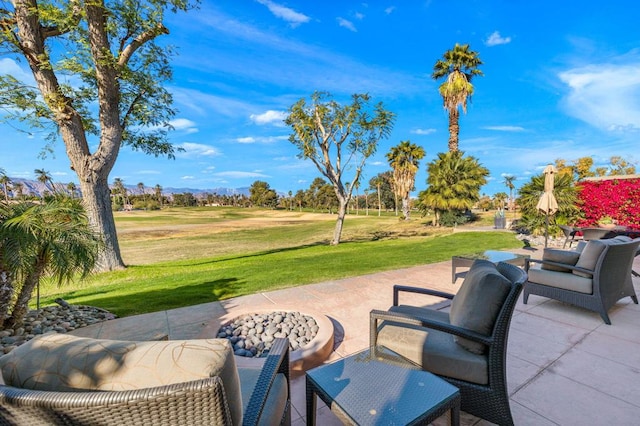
[71,247,640,425]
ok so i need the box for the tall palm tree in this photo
[370,175,384,216]
[493,192,508,210]
[386,140,426,220]
[432,43,483,152]
[0,170,12,201]
[0,198,101,328]
[137,182,146,204]
[418,151,489,226]
[34,168,54,196]
[12,182,24,200]
[67,182,77,198]
[503,174,516,218]
[154,184,163,208]
[113,178,128,207]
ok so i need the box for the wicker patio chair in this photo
[0,334,291,426]
[559,225,582,248]
[580,227,615,241]
[524,237,640,324]
[370,260,527,426]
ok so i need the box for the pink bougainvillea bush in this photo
[576,177,640,229]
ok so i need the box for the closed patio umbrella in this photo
[536,164,558,247]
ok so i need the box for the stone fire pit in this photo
[210,307,334,373]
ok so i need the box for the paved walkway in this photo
[72,248,640,425]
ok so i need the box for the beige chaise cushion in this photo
[0,333,243,425]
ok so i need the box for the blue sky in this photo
[1,0,639,196]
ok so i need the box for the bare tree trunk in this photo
[14,1,125,272]
[80,178,125,270]
[448,109,460,152]
[0,268,14,329]
[5,257,46,329]
[332,197,348,245]
[394,193,399,216]
[402,195,411,220]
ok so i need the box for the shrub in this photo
[576,178,640,228]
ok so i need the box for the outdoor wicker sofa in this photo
[370,260,527,426]
[0,333,291,426]
[524,236,640,324]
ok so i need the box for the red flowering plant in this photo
[576,178,640,229]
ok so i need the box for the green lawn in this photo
[38,208,522,317]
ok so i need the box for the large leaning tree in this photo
[0,0,196,271]
[285,92,395,245]
[386,140,425,220]
[432,43,483,152]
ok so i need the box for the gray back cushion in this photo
[541,248,581,272]
[449,259,512,354]
[573,240,607,277]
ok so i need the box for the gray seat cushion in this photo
[449,260,511,354]
[238,368,288,426]
[528,266,593,294]
[376,306,488,384]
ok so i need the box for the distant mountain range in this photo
[2,177,250,199]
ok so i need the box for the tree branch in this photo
[41,0,82,39]
[118,23,169,67]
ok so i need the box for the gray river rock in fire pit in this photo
[217,311,318,357]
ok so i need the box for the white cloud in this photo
[559,61,640,131]
[385,6,396,15]
[355,12,365,20]
[183,9,423,97]
[172,87,256,117]
[370,161,385,166]
[214,171,269,178]
[176,142,221,158]
[136,170,161,175]
[250,110,287,125]
[236,135,288,144]
[337,17,357,32]
[485,31,511,47]
[0,58,36,83]
[181,175,195,180]
[256,0,310,27]
[169,118,199,134]
[411,128,436,135]
[483,126,525,132]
